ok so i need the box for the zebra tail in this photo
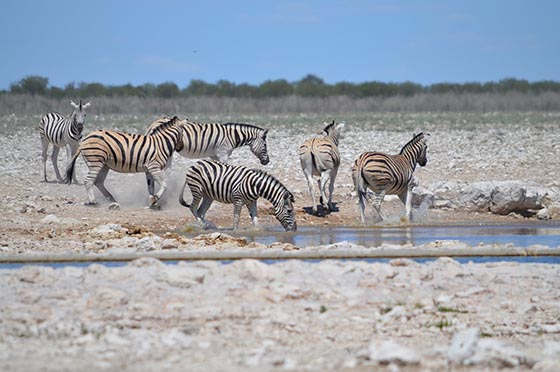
[64,150,80,185]
[178,177,192,208]
[352,165,367,196]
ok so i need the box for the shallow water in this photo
[214,223,560,248]
[1,223,558,270]
[1,255,559,270]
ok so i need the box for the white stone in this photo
[368,339,420,366]
[447,328,480,364]
[40,214,60,224]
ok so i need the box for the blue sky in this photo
[1,0,559,90]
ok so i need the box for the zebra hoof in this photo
[203,221,217,230]
[84,201,98,207]
[149,203,161,210]
[108,202,120,210]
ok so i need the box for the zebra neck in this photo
[155,130,178,157]
[325,132,339,146]
[255,172,283,207]
[230,125,254,147]
[401,150,419,171]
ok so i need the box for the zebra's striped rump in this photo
[179,159,296,231]
[65,116,183,209]
[299,120,345,214]
[352,132,429,223]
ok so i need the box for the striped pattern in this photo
[145,119,270,197]
[65,116,183,209]
[299,120,345,214]
[179,159,296,231]
[146,119,269,164]
[352,132,429,223]
[39,100,90,183]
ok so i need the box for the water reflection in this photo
[218,224,560,248]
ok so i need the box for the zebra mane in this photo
[322,120,336,134]
[400,132,427,154]
[251,169,292,196]
[223,122,267,134]
[147,116,180,135]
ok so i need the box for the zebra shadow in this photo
[303,202,339,217]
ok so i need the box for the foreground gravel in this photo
[1,258,559,371]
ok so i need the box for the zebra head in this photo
[403,132,429,167]
[249,129,270,165]
[70,99,91,133]
[274,192,297,231]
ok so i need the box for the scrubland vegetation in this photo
[2,74,560,114]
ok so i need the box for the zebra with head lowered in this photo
[145,119,270,196]
[352,132,429,224]
[179,159,296,231]
[65,116,183,210]
[299,120,345,215]
[39,100,91,183]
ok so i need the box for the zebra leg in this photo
[303,173,318,214]
[41,137,50,182]
[146,157,172,196]
[327,168,338,211]
[196,197,214,229]
[51,146,64,183]
[186,192,202,220]
[232,199,244,229]
[247,200,258,227]
[372,191,387,222]
[94,166,118,209]
[84,167,101,206]
[147,169,166,209]
[398,188,413,222]
[146,174,155,196]
[301,156,319,214]
[358,191,367,224]
[319,171,331,213]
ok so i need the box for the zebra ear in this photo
[82,101,91,109]
[70,100,78,108]
[335,122,345,131]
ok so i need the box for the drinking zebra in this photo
[299,120,345,215]
[179,159,296,231]
[145,119,270,196]
[352,132,429,223]
[39,100,91,183]
[65,116,183,209]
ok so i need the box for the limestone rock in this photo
[447,328,480,364]
[368,339,420,366]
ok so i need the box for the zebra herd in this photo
[39,100,429,231]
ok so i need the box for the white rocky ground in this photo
[0,112,559,371]
[1,257,559,371]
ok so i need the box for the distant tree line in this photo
[4,74,560,99]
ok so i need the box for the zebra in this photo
[299,120,345,215]
[64,116,183,210]
[39,100,91,183]
[178,159,296,231]
[352,132,429,224]
[145,119,270,196]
